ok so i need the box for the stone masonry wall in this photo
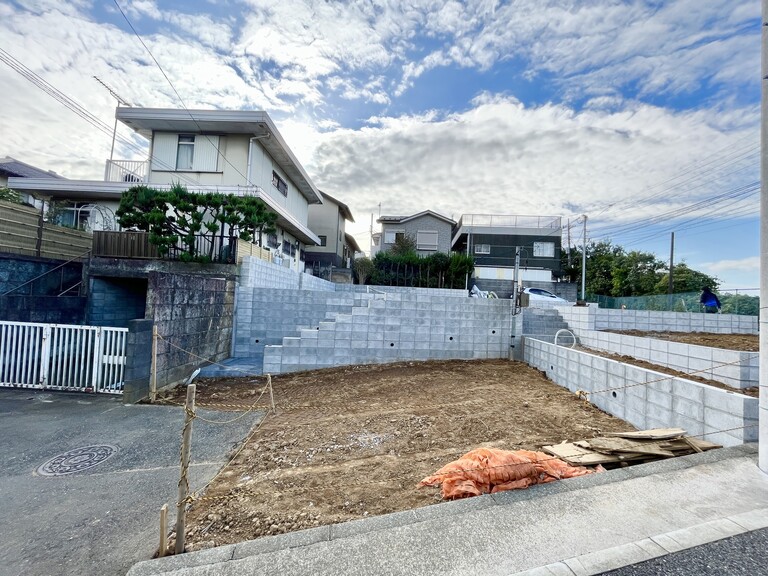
[146,271,235,394]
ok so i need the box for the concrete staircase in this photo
[521,307,572,343]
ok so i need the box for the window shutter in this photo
[151,133,177,171]
[193,135,220,171]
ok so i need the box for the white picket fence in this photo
[0,321,128,394]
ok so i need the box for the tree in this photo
[654,263,719,294]
[562,240,719,298]
[353,256,374,285]
[390,233,417,257]
[116,184,277,262]
[0,187,21,203]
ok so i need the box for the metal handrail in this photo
[2,249,91,296]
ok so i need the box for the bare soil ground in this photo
[164,359,633,552]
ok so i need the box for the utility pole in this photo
[758,0,767,474]
[581,215,587,301]
[512,247,521,313]
[566,218,572,267]
[369,213,374,257]
[668,232,675,295]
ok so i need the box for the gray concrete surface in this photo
[0,388,262,576]
[127,444,768,576]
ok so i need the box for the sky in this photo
[0,0,761,291]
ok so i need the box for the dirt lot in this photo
[165,359,633,551]
[605,330,759,351]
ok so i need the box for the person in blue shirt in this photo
[699,286,721,313]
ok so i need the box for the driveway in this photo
[0,388,262,576]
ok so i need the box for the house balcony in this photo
[452,213,562,248]
[104,159,149,183]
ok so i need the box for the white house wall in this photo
[248,140,309,225]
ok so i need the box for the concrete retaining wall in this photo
[261,294,515,374]
[524,337,758,447]
[233,289,364,358]
[555,306,758,334]
[576,329,758,390]
[239,257,468,298]
[239,257,336,291]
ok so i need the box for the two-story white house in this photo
[9,107,323,270]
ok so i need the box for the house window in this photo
[282,240,291,255]
[176,135,195,170]
[416,230,438,251]
[318,235,327,247]
[272,171,288,196]
[533,242,555,257]
[267,232,278,249]
[474,244,491,255]
[384,230,404,244]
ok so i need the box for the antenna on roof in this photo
[93,76,132,107]
[93,76,133,163]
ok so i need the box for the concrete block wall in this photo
[556,306,757,335]
[233,288,374,358]
[524,337,758,447]
[576,329,759,390]
[87,277,147,328]
[262,294,513,374]
[335,284,468,298]
[240,257,335,291]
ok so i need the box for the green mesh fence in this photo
[587,291,759,316]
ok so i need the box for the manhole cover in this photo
[37,445,117,476]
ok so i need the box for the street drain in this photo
[37,445,117,476]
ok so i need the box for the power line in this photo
[111,0,268,197]
[0,48,206,188]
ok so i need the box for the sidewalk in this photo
[127,444,768,576]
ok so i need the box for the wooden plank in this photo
[604,428,686,440]
[584,437,677,458]
[542,442,625,465]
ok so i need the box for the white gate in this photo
[0,321,128,394]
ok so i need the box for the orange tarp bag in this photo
[418,447,601,499]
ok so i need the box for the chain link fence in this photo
[588,290,759,316]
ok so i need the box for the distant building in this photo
[377,210,455,256]
[0,156,64,207]
[451,214,563,282]
[306,191,357,271]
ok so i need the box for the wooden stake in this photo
[268,374,275,415]
[158,504,168,558]
[150,324,158,402]
[175,384,196,555]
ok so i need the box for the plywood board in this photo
[542,442,625,465]
[604,428,686,441]
[585,437,677,458]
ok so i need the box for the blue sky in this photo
[0,0,761,291]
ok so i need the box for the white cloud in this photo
[308,98,757,233]
[700,256,760,275]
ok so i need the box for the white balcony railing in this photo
[104,159,148,183]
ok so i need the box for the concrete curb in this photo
[127,444,759,576]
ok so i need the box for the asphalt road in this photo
[601,527,768,576]
[0,388,262,576]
